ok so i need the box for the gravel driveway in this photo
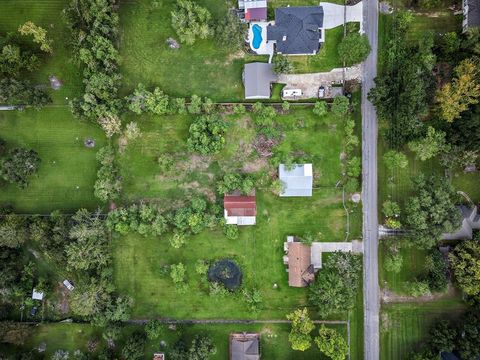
[277,65,362,99]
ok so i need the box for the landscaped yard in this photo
[114,106,363,320]
[380,300,466,360]
[0,108,106,213]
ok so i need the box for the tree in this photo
[346,156,361,177]
[171,0,213,45]
[0,77,51,108]
[383,150,408,171]
[404,175,460,248]
[0,214,28,248]
[124,122,141,140]
[215,13,247,50]
[170,263,186,285]
[313,101,327,117]
[309,252,362,316]
[94,146,122,202]
[224,224,239,240]
[187,114,228,155]
[314,325,348,360]
[368,14,435,147]
[170,335,217,360]
[286,308,314,351]
[450,240,480,300]
[216,173,254,195]
[51,350,70,360]
[69,280,110,318]
[121,332,146,360]
[0,322,33,345]
[408,126,450,161]
[102,323,121,346]
[385,253,403,273]
[338,32,371,65]
[18,22,53,53]
[0,148,40,188]
[0,44,39,77]
[273,55,293,74]
[331,96,350,117]
[66,209,109,272]
[436,57,480,122]
[145,319,165,340]
[403,280,431,297]
[383,201,401,218]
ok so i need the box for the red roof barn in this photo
[224,195,257,225]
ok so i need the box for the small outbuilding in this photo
[153,353,165,360]
[224,195,257,225]
[63,280,75,291]
[238,0,268,21]
[243,62,278,99]
[230,333,260,360]
[279,164,313,197]
[32,289,44,301]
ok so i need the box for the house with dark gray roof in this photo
[442,205,480,240]
[242,62,278,99]
[230,333,260,360]
[267,6,324,55]
[463,0,480,31]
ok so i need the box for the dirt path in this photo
[381,285,458,303]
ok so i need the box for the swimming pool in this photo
[252,24,263,50]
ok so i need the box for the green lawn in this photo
[118,0,245,101]
[0,0,82,105]
[288,26,345,73]
[380,300,466,360]
[0,108,106,213]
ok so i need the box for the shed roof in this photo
[224,195,257,217]
[243,62,278,99]
[267,6,324,54]
[286,242,314,287]
[32,289,44,301]
[279,164,313,197]
[230,333,260,360]
[246,7,268,21]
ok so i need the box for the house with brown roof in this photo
[224,194,257,225]
[283,237,315,287]
[230,333,260,360]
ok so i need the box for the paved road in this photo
[361,0,380,359]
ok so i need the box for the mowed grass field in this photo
[0,108,106,213]
[2,322,349,360]
[0,0,82,104]
[380,300,466,360]
[118,0,245,101]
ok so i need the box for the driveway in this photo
[277,65,362,99]
[320,2,364,30]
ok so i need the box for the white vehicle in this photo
[318,86,325,98]
[282,88,302,97]
[63,280,75,291]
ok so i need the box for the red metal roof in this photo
[224,195,257,217]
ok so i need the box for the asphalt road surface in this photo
[361,0,380,359]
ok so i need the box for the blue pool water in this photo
[252,24,263,50]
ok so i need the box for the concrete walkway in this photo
[277,65,362,99]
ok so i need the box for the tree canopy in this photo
[338,32,371,65]
[450,240,480,300]
[171,0,213,45]
[0,147,40,188]
[187,114,228,155]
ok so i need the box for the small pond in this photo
[207,259,242,291]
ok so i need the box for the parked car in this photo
[30,306,38,317]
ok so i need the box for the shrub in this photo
[224,224,239,240]
[187,114,228,155]
[145,320,165,340]
[195,259,209,275]
[385,253,403,273]
[313,101,327,117]
[338,32,371,65]
[170,263,186,285]
[331,96,350,117]
[273,55,293,74]
[0,148,40,188]
[169,232,186,248]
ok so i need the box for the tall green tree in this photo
[286,308,315,351]
[171,0,213,45]
[408,126,450,161]
[314,325,348,360]
[0,148,40,188]
[338,32,371,65]
[449,240,480,300]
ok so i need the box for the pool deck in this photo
[248,21,274,61]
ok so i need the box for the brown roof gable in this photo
[224,195,257,217]
[287,242,314,287]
